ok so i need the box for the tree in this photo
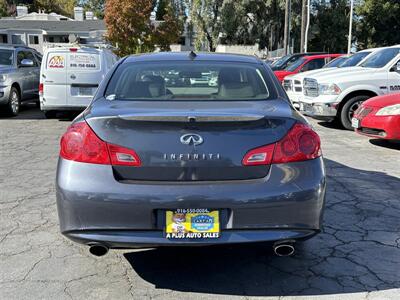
[307,0,349,53]
[153,2,183,51]
[0,0,9,17]
[356,0,400,48]
[105,0,182,56]
[190,0,224,51]
[34,0,77,17]
[80,0,105,19]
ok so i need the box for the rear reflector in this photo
[242,123,321,166]
[242,144,275,166]
[60,122,141,166]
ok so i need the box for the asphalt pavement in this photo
[0,105,399,300]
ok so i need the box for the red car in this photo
[274,54,343,82]
[352,93,400,140]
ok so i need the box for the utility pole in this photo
[283,0,291,55]
[348,0,354,54]
[300,0,306,53]
[304,0,310,53]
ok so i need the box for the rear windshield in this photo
[105,61,274,101]
[0,50,13,66]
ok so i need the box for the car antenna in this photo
[188,50,197,60]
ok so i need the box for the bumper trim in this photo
[64,229,319,248]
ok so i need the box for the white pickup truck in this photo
[284,49,376,109]
[299,46,400,129]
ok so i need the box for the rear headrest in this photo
[219,83,255,98]
[218,68,242,85]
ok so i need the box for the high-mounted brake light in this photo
[69,48,78,52]
[242,123,321,166]
[60,122,141,166]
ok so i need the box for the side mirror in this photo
[19,59,34,67]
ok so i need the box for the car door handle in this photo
[70,75,76,80]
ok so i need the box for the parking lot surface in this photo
[0,106,399,300]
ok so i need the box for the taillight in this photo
[39,83,43,95]
[108,144,141,166]
[242,123,321,166]
[60,122,141,166]
[242,144,275,166]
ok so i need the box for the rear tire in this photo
[340,95,370,130]
[5,87,21,117]
[44,110,56,119]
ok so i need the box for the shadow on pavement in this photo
[0,104,80,121]
[124,158,400,296]
[317,120,345,130]
[369,139,400,150]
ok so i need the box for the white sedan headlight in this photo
[0,74,7,82]
[376,104,400,116]
[318,83,341,95]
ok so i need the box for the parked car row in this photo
[0,44,118,118]
[279,46,400,141]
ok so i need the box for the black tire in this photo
[340,95,370,130]
[5,86,21,117]
[44,110,57,119]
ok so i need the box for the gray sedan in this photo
[0,46,41,116]
[56,52,326,257]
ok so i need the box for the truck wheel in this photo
[340,95,370,130]
[44,110,56,119]
[5,87,21,117]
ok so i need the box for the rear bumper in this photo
[65,229,319,248]
[56,157,326,248]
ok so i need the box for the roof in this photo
[124,52,262,63]
[0,19,105,32]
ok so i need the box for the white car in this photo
[299,46,400,129]
[284,49,377,109]
[39,46,118,118]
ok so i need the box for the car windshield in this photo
[105,61,273,101]
[339,51,370,67]
[0,50,14,66]
[285,57,306,72]
[360,48,400,68]
[323,56,348,68]
[271,55,290,68]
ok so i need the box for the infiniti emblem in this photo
[180,133,203,146]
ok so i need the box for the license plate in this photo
[165,209,220,239]
[352,118,360,129]
[78,87,94,96]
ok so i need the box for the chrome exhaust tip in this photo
[89,244,109,257]
[273,243,295,257]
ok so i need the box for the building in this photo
[0,6,106,53]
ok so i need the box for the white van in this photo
[39,46,118,117]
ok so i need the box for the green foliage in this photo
[0,0,8,17]
[308,0,349,53]
[80,0,105,19]
[190,0,224,51]
[356,0,400,48]
[105,0,182,56]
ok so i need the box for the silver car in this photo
[56,52,326,257]
[0,46,42,116]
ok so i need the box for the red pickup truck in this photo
[274,53,343,82]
